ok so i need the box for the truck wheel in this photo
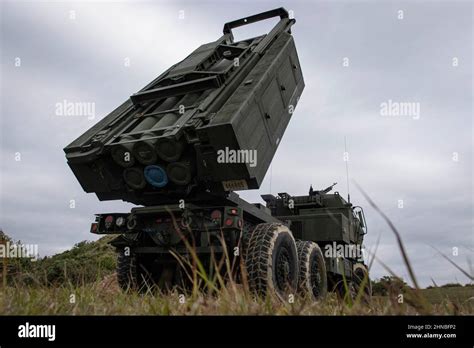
[245,223,298,300]
[240,222,253,261]
[353,263,372,298]
[116,249,155,292]
[117,249,139,292]
[296,240,327,301]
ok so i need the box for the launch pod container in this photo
[64,8,304,206]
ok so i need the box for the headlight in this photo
[104,215,114,229]
[116,216,126,227]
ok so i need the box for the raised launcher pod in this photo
[64,8,305,206]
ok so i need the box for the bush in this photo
[371,276,409,296]
[1,231,117,287]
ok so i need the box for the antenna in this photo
[344,136,350,203]
[269,163,273,194]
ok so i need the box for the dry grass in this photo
[0,273,473,315]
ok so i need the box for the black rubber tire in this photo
[117,248,140,292]
[117,249,185,293]
[296,240,327,301]
[244,223,298,300]
[240,221,254,261]
[353,263,372,299]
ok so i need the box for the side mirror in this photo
[358,211,365,228]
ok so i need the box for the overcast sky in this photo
[1,0,472,287]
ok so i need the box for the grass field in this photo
[1,233,473,316]
[1,270,473,315]
[421,287,474,306]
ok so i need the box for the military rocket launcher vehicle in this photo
[65,8,371,301]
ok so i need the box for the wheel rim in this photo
[350,282,358,299]
[310,256,322,298]
[275,247,291,292]
[355,269,365,283]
